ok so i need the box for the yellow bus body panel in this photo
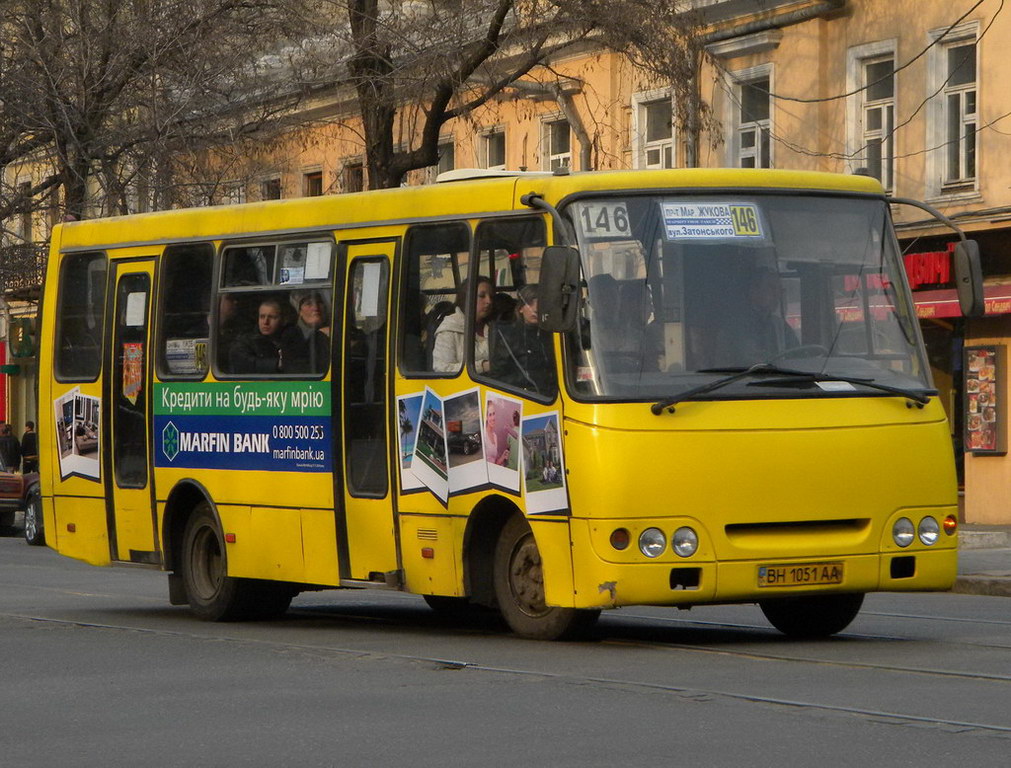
[560,397,957,609]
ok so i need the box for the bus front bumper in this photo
[566,519,958,610]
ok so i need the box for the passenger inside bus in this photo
[489,284,556,395]
[432,276,493,373]
[229,297,287,374]
[689,264,798,369]
[739,266,798,361]
[281,290,331,374]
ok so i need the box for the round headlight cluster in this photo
[672,527,699,558]
[918,516,940,545]
[638,528,666,558]
[893,516,942,547]
[892,517,915,547]
[615,526,699,558]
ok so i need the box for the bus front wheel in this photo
[180,504,293,621]
[759,593,864,638]
[493,515,599,640]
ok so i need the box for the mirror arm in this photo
[888,196,967,241]
[521,193,576,246]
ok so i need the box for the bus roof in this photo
[54,168,884,252]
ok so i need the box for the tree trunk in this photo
[347,0,399,189]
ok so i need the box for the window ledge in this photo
[925,190,982,206]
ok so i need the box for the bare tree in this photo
[0,0,305,225]
[298,0,709,189]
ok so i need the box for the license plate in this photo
[758,561,844,587]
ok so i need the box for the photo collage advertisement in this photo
[397,388,568,514]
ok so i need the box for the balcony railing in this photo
[0,243,47,299]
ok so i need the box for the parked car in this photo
[0,459,42,546]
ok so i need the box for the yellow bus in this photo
[37,168,982,640]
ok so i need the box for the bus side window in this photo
[399,223,471,375]
[54,252,107,381]
[474,217,557,398]
[215,241,333,378]
[158,243,214,378]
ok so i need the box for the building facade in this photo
[4,0,1010,519]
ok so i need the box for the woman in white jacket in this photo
[432,276,493,373]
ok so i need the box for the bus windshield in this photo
[564,193,931,401]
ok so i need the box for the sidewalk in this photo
[953,524,1011,597]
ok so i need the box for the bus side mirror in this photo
[954,240,984,318]
[537,246,580,333]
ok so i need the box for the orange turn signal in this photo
[943,515,958,535]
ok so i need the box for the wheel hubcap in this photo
[508,533,549,618]
[190,526,224,601]
[25,500,38,540]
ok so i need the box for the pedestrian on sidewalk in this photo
[21,421,38,474]
[0,423,22,472]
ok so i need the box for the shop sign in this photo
[964,345,1007,455]
[904,244,954,290]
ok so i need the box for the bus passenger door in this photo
[104,259,159,565]
[337,242,399,582]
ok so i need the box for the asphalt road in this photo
[2,535,1010,767]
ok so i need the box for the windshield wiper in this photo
[650,363,930,415]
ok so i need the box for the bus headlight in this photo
[892,517,915,548]
[638,528,666,558]
[918,516,940,546]
[672,527,699,558]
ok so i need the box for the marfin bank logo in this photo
[162,421,180,462]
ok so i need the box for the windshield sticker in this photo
[662,202,765,240]
[575,202,632,240]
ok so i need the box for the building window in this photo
[861,57,895,191]
[484,131,506,170]
[343,162,364,193]
[637,96,674,169]
[438,142,455,175]
[304,170,323,197]
[943,41,977,186]
[261,177,282,200]
[544,119,571,171]
[736,75,771,168]
[222,182,245,205]
[427,140,456,182]
[17,180,32,242]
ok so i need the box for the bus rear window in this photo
[54,252,107,381]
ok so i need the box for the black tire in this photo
[180,503,294,621]
[23,487,45,546]
[422,593,498,620]
[493,515,599,640]
[759,593,864,638]
[423,594,471,612]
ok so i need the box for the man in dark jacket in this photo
[229,298,287,374]
[20,421,38,473]
[0,423,23,472]
[489,285,556,396]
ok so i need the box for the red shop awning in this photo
[913,280,1011,319]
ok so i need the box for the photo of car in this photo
[0,459,43,546]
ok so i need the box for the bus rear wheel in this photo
[180,504,293,621]
[759,593,864,638]
[493,515,599,640]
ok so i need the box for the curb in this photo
[951,576,1011,598]
[959,528,1011,550]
